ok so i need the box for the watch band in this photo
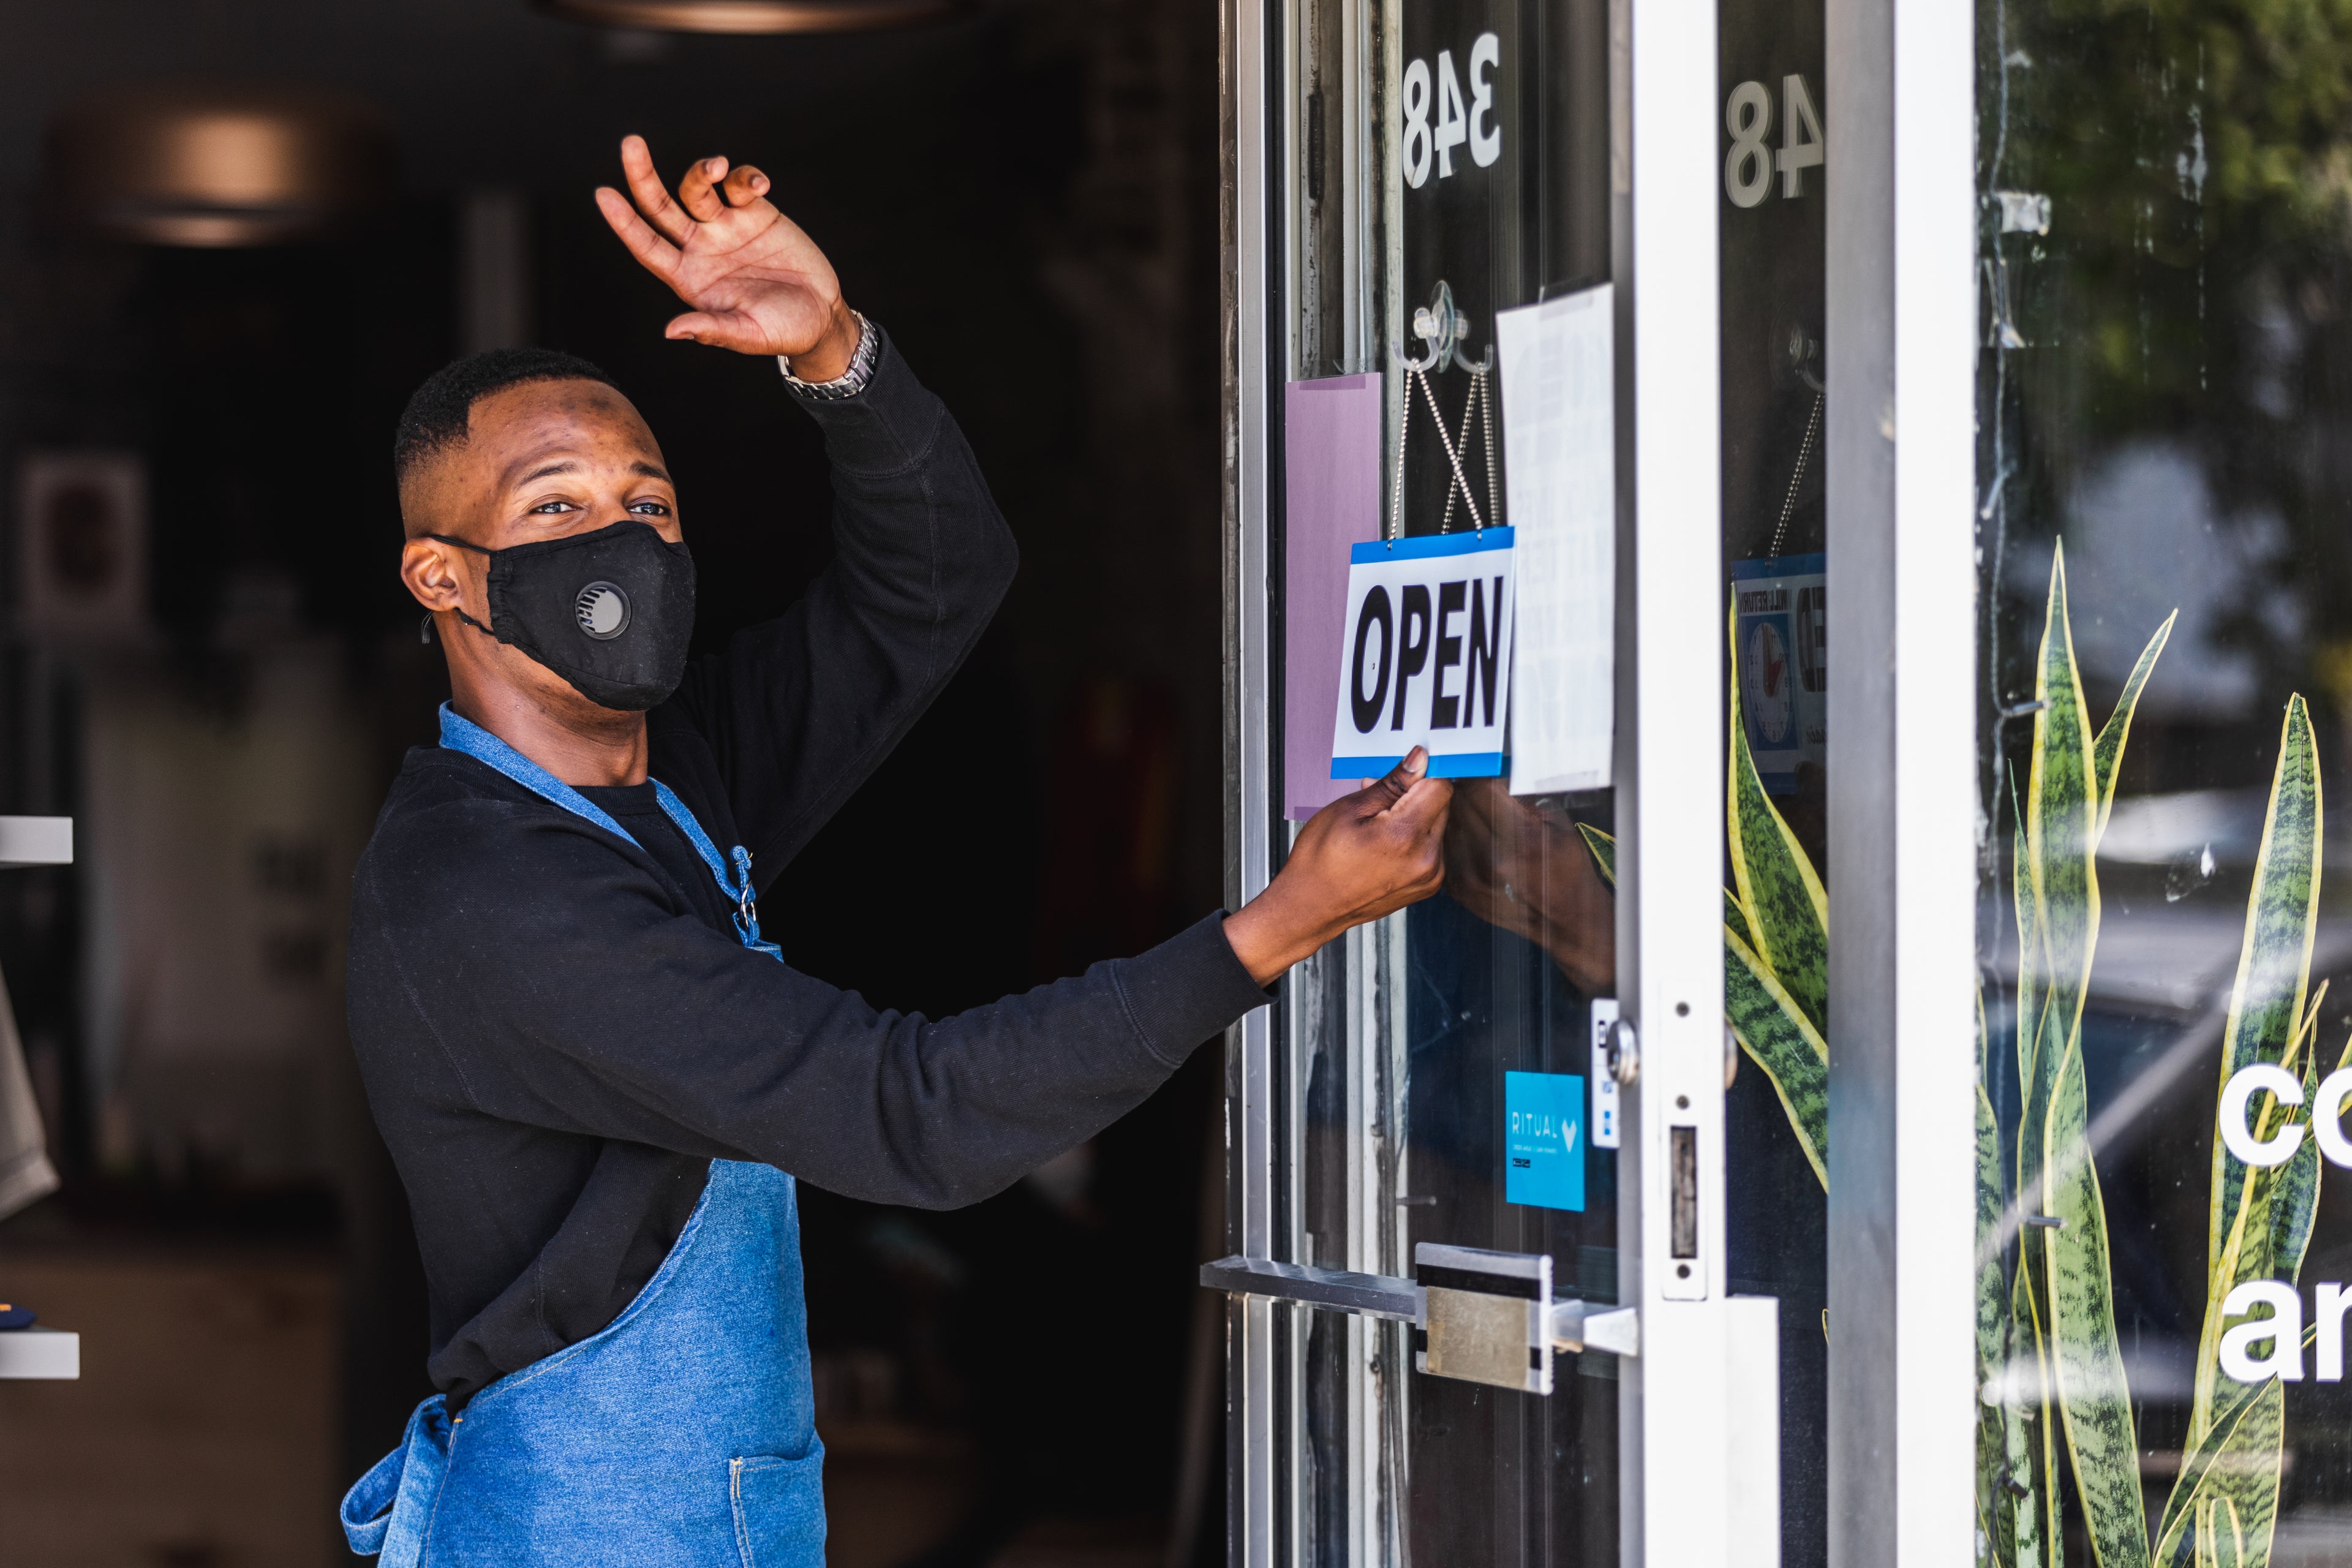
[778,311,876,401]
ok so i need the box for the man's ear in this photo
[401,535,473,614]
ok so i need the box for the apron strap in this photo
[438,703,781,962]
[650,780,781,959]
[341,1394,451,1564]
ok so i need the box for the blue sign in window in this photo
[1505,1071,1586,1212]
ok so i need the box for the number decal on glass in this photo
[1434,50,1469,178]
[1469,34,1501,168]
[1724,79,1774,208]
[1724,75,1824,207]
[1403,58,1433,188]
[1776,73,1823,197]
[1401,33,1502,187]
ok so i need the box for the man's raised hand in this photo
[1221,749,1452,986]
[595,135,861,378]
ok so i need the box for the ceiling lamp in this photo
[47,86,394,247]
[537,0,972,32]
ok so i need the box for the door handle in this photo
[1200,1247,1641,1398]
[1197,1254,1423,1321]
[1550,1297,1640,1356]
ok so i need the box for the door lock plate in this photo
[1415,1243,1555,1395]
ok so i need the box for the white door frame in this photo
[1819,0,1978,1558]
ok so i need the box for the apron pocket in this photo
[729,1451,826,1568]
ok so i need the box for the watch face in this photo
[1744,618,1795,747]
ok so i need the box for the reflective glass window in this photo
[1973,1,2352,1558]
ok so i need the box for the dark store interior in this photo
[0,4,1230,1564]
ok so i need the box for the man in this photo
[339,137,1452,1567]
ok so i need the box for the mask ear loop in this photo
[423,534,500,643]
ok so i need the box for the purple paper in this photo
[1284,374,1384,820]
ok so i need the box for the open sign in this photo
[1329,530,1516,780]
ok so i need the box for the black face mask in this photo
[431,519,696,711]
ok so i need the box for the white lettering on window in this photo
[2219,1280,2304,1383]
[2219,1062,2305,1168]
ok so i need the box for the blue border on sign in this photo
[1331,751,1507,780]
[1730,551,1824,579]
[1349,527,1518,564]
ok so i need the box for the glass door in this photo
[1214,0,1789,1557]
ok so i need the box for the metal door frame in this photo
[1819,0,1979,1559]
[1216,0,1782,1558]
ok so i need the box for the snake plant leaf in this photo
[2154,1377,2284,1568]
[1580,823,1830,1185]
[2016,550,2101,1320]
[1579,822,1613,882]
[1575,823,1751,948]
[2015,799,2044,1112]
[1976,1055,2015,1562]
[2259,1033,2330,1303]
[2024,545,2101,1194]
[2043,1020,2150,1568]
[2166,698,2327,1566]
[2011,1241,2063,1567]
[2196,1496,2249,1568]
[2264,1027,2352,1290]
[2013,547,2150,1568]
[1977,998,2004,1381]
[1727,616,1829,1034]
[2013,551,2100,1518]
[2204,696,2321,1289]
[1976,986,2047,1567]
[2090,611,2176,842]
[1725,927,1828,1186]
[2193,1101,2308,1458]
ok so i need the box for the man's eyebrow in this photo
[514,459,581,486]
[631,461,672,481]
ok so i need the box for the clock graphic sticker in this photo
[1743,616,1796,748]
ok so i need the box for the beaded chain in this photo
[1386,354,1494,542]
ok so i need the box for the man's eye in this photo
[529,500,576,514]
[629,500,671,516]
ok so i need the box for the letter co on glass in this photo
[1329,530,1516,780]
[2211,1061,2352,1385]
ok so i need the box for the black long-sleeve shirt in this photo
[347,333,1268,1411]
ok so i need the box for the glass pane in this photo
[1284,0,1616,1556]
[1717,0,1829,1561]
[1974,0,2352,1561]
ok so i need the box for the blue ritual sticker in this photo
[1504,1071,1586,1212]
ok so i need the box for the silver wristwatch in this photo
[778,311,876,401]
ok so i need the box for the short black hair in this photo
[393,347,618,486]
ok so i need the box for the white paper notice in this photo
[1496,284,1615,795]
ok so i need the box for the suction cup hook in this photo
[1406,279,1476,372]
[1782,320,1825,392]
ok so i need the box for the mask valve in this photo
[575,581,630,641]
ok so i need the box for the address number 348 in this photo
[1402,33,1502,189]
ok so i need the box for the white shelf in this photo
[0,1327,78,1379]
[0,816,69,869]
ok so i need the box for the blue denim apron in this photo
[341,706,823,1567]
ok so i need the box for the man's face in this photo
[399,379,682,723]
